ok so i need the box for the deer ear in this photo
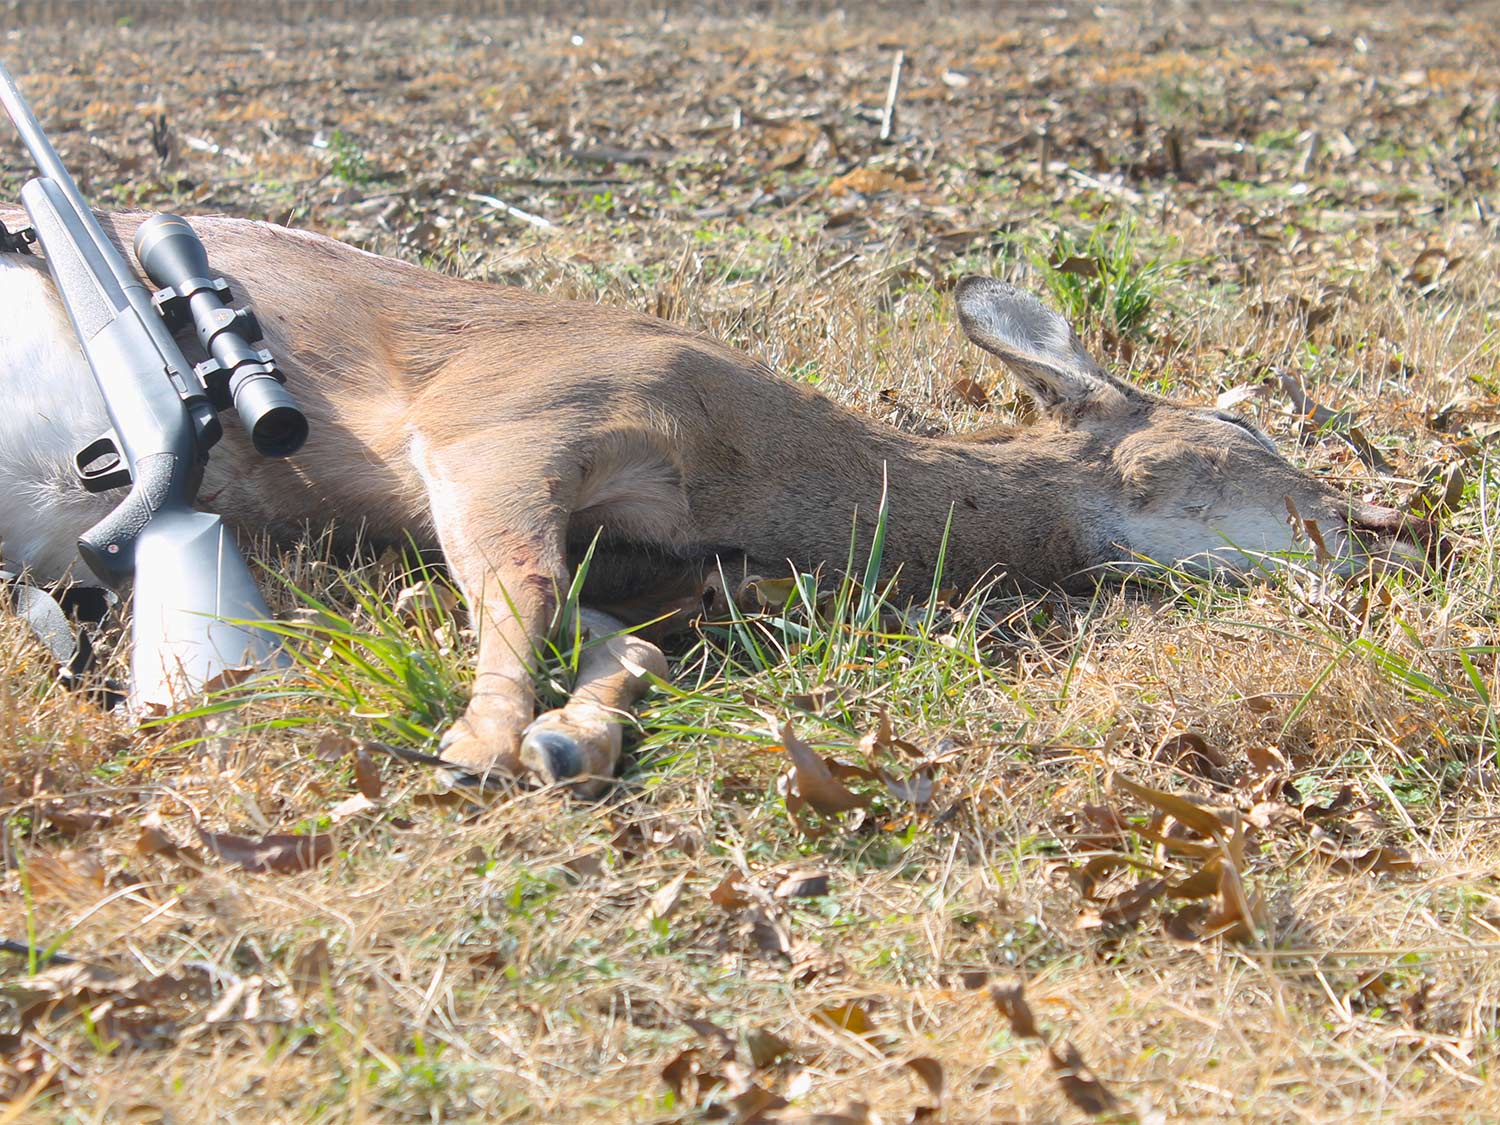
[954,276,1128,418]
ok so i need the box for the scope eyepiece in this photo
[135,213,308,459]
[233,369,309,457]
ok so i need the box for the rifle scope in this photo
[134,214,308,458]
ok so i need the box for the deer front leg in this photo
[520,609,668,797]
[409,437,571,785]
[436,532,565,784]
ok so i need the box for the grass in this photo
[1032,220,1184,340]
[3,2,1500,1121]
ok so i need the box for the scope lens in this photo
[232,373,308,457]
[252,406,309,458]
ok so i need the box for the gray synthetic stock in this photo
[0,56,283,708]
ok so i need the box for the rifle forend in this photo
[0,57,292,710]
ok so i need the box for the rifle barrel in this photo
[0,58,146,303]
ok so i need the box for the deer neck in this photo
[729,413,1121,591]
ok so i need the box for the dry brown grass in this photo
[3,2,1500,1121]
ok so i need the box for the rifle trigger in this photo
[74,431,132,493]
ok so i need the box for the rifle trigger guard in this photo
[74,431,132,493]
[0,218,35,254]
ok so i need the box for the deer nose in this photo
[1347,501,1448,566]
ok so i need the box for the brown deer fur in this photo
[0,209,1429,794]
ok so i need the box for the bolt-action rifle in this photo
[0,57,307,709]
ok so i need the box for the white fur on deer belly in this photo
[0,254,116,583]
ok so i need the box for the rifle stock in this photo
[1,58,290,710]
[129,509,283,709]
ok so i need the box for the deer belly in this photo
[0,254,116,583]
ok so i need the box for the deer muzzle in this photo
[1346,501,1447,569]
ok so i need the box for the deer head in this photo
[954,277,1431,577]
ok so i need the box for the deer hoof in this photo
[520,706,622,797]
[437,712,525,787]
[519,727,585,782]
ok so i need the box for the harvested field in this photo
[2,1,1499,1120]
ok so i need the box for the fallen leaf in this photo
[1407,246,1458,287]
[22,849,106,906]
[1201,846,1262,942]
[1093,877,1167,926]
[787,682,855,714]
[1069,854,1131,898]
[38,806,115,836]
[353,744,383,799]
[947,378,990,408]
[990,982,1042,1039]
[827,166,920,195]
[313,730,357,761]
[766,144,807,172]
[1408,460,1467,519]
[1242,743,1293,802]
[879,765,936,806]
[1162,903,1209,944]
[906,1055,945,1101]
[0,1040,59,1106]
[1277,370,1346,428]
[643,872,689,923]
[769,1102,874,1124]
[1050,253,1101,278]
[288,938,333,995]
[1277,371,1392,472]
[1312,833,1418,875]
[813,1002,878,1040]
[1047,1038,1121,1116]
[685,1016,737,1060]
[747,1026,795,1068]
[1110,772,1235,840]
[778,722,872,817]
[1155,731,1229,781]
[710,873,752,911]
[2,960,219,1051]
[135,812,191,862]
[740,575,799,609]
[1246,743,1289,780]
[774,869,830,898]
[1165,862,1223,901]
[1303,784,1356,820]
[393,579,459,621]
[1215,383,1267,411]
[661,1047,727,1106]
[727,1083,790,1120]
[196,827,334,874]
[989,980,1120,1115]
[328,793,377,823]
[1057,803,1129,851]
[748,906,794,958]
[856,707,920,759]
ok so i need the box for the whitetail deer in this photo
[0,210,1430,794]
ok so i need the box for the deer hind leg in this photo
[520,608,668,797]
